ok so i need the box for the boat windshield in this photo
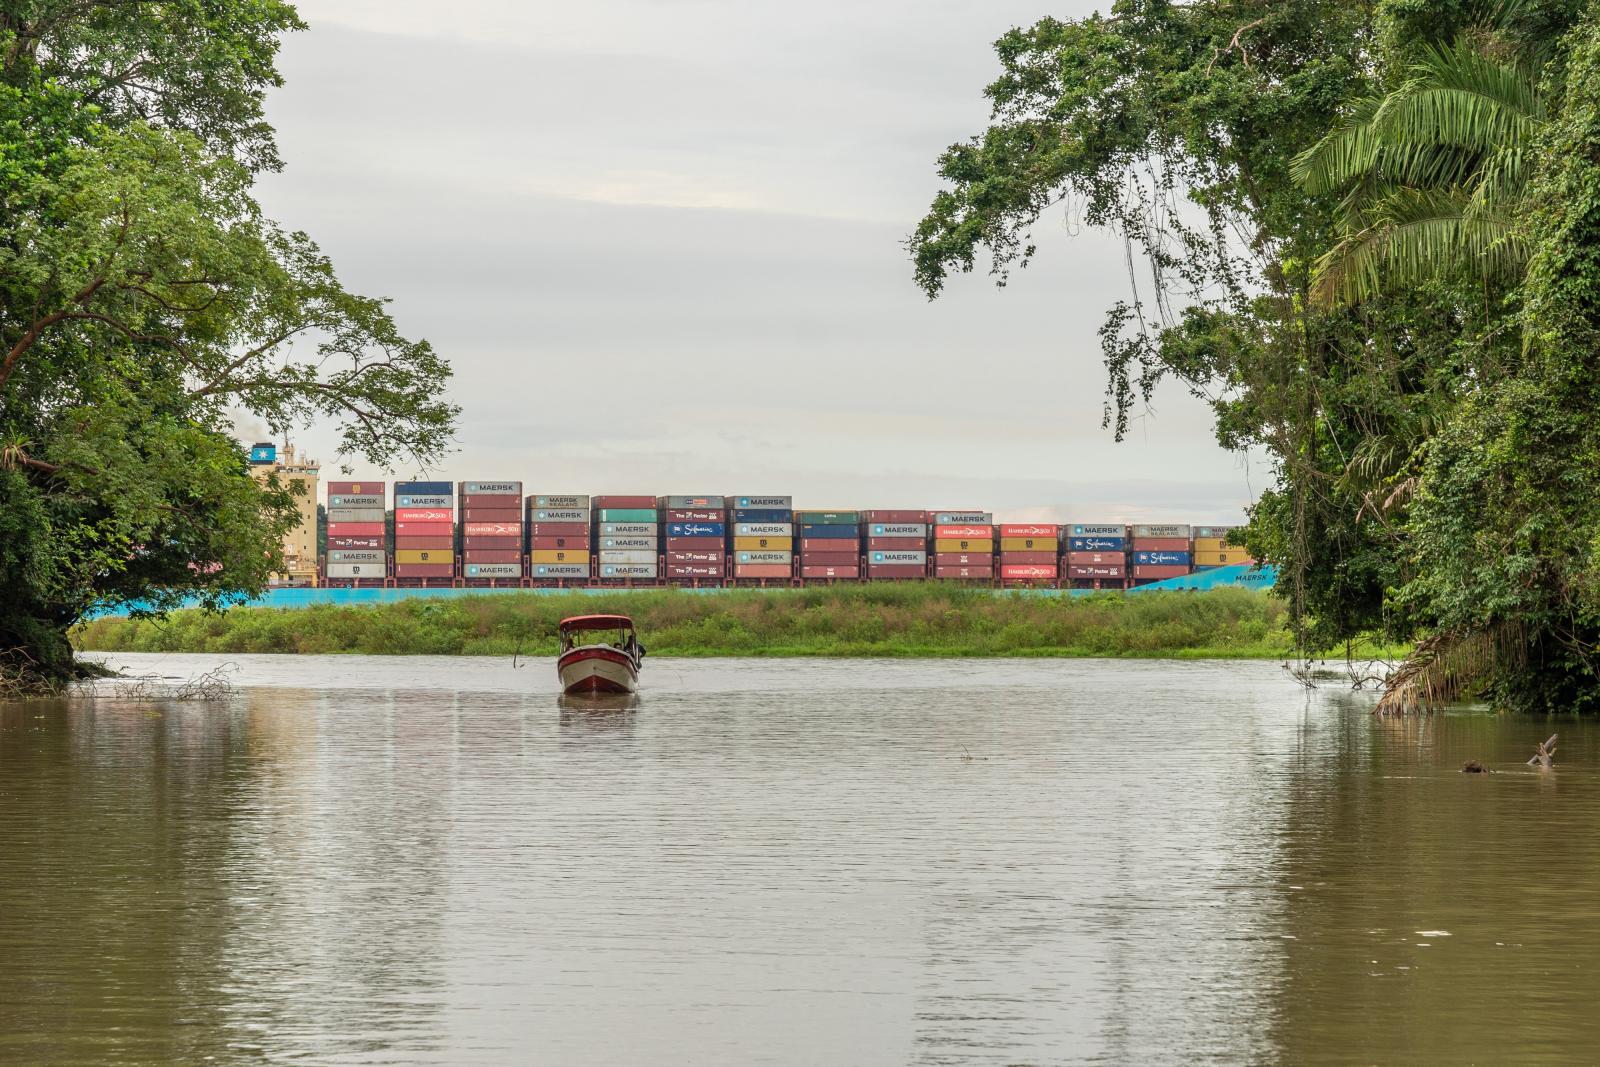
[563,628,633,651]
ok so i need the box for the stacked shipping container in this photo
[325,480,387,583]
[393,480,454,581]
[797,510,860,580]
[999,523,1058,583]
[732,495,793,581]
[663,495,726,581]
[529,494,590,581]
[1066,523,1128,587]
[1131,523,1192,584]
[1192,525,1254,570]
[460,481,522,582]
[932,510,994,579]
[595,495,659,581]
[865,511,926,580]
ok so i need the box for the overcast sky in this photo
[255,0,1266,523]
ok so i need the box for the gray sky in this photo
[256,0,1266,523]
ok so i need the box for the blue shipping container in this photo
[667,522,725,538]
[801,524,857,539]
[395,481,452,494]
[733,508,792,522]
[1069,536,1128,552]
[1133,550,1191,566]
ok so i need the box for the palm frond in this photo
[1375,623,1525,715]
[1311,187,1527,307]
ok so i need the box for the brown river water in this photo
[2,654,1598,1065]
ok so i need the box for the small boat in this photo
[556,614,645,694]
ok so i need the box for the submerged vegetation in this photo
[73,587,1325,660]
[913,0,1600,711]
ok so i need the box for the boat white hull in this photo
[557,647,639,694]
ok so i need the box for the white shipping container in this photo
[1133,524,1193,538]
[533,563,588,578]
[325,563,381,578]
[533,495,586,508]
[598,549,657,565]
[328,494,384,508]
[933,512,992,524]
[464,563,520,578]
[736,523,793,537]
[601,564,658,578]
[328,550,384,564]
[736,551,792,564]
[665,495,726,508]
[1072,523,1125,537]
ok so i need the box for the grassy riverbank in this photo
[68,585,1361,659]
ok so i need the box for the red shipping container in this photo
[666,564,723,578]
[592,495,655,509]
[865,510,926,522]
[532,535,587,550]
[999,551,1058,565]
[391,535,452,551]
[866,564,925,579]
[667,550,724,564]
[460,550,520,563]
[1068,551,1126,565]
[666,536,723,551]
[326,481,381,495]
[733,564,789,579]
[865,536,925,551]
[799,538,862,554]
[395,508,453,522]
[459,494,521,508]
[803,566,861,578]
[1069,564,1126,578]
[999,524,1057,539]
[936,565,990,578]
[395,521,453,537]
[665,509,724,522]
[1001,564,1057,579]
[394,564,454,578]
[531,522,588,536]
[464,536,521,550]
[1130,537,1189,552]
[326,521,384,536]
[463,521,520,537]
[935,552,993,567]
[327,536,385,550]
[461,507,522,522]
[934,524,991,539]
[801,551,858,567]
[1134,564,1191,579]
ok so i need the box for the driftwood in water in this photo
[1527,734,1558,770]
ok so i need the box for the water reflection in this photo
[3,656,1600,1064]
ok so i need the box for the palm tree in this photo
[1293,37,1547,306]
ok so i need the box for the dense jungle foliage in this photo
[912,0,1600,712]
[0,3,455,687]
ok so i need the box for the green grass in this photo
[65,585,1401,660]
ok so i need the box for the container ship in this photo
[307,474,1255,591]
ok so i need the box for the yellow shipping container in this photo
[1192,537,1237,552]
[1194,549,1254,566]
[394,549,450,564]
[935,538,994,553]
[734,536,793,551]
[1000,537,1052,552]
[531,550,589,564]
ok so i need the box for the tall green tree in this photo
[0,3,457,686]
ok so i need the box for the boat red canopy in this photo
[558,614,636,632]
